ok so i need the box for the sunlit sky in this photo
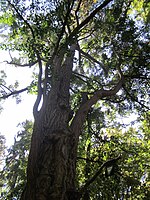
[0,50,36,147]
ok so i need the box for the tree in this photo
[0,133,5,166]
[1,115,150,199]
[0,120,32,199]
[0,132,6,194]
[76,116,150,199]
[0,0,149,199]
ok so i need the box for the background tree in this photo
[0,133,5,166]
[0,0,149,199]
[0,120,32,199]
[0,132,6,193]
[77,112,150,199]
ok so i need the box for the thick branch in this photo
[53,1,75,56]
[70,76,124,137]
[33,57,43,118]
[68,0,113,41]
[79,155,121,195]
[75,0,82,26]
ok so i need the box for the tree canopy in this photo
[0,0,149,114]
[0,0,149,199]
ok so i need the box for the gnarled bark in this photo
[21,45,81,200]
[20,38,124,200]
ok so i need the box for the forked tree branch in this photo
[53,0,75,56]
[73,71,103,86]
[75,45,108,74]
[70,75,124,137]
[67,0,113,41]
[7,1,45,117]
[0,84,12,93]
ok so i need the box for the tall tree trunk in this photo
[23,119,79,200]
[21,45,81,200]
[20,39,123,199]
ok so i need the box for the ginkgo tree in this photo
[0,0,149,199]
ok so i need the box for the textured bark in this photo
[20,39,124,199]
[20,45,81,200]
[4,1,128,199]
[21,117,79,200]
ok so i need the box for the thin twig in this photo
[77,156,102,164]
[0,87,28,99]
[3,60,38,67]
[76,45,108,74]
[7,0,35,38]
[0,84,13,93]
[123,86,150,110]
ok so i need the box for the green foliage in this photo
[0,12,15,26]
[0,0,149,115]
[0,132,5,166]
[0,133,5,195]
[1,115,149,199]
[0,120,32,200]
[0,0,149,199]
[77,113,150,199]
